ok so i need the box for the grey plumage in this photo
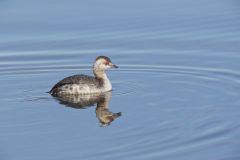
[50,74,103,95]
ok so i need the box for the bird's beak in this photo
[110,63,119,68]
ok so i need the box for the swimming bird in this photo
[49,56,118,95]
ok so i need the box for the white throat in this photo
[101,72,112,92]
[94,69,112,92]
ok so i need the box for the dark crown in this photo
[95,56,112,62]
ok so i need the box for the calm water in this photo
[1,0,240,160]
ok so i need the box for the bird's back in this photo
[50,74,103,95]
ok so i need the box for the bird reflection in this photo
[52,92,121,127]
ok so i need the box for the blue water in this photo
[0,0,240,160]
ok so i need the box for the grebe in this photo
[50,56,118,95]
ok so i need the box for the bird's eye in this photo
[104,61,110,65]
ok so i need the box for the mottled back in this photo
[50,75,103,95]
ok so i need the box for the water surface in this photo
[0,0,240,160]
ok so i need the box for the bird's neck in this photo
[94,69,106,79]
[93,69,112,91]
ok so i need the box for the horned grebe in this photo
[49,56,118,95]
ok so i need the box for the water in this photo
[1,0,240,159]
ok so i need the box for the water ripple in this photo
[1,64,240,102]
